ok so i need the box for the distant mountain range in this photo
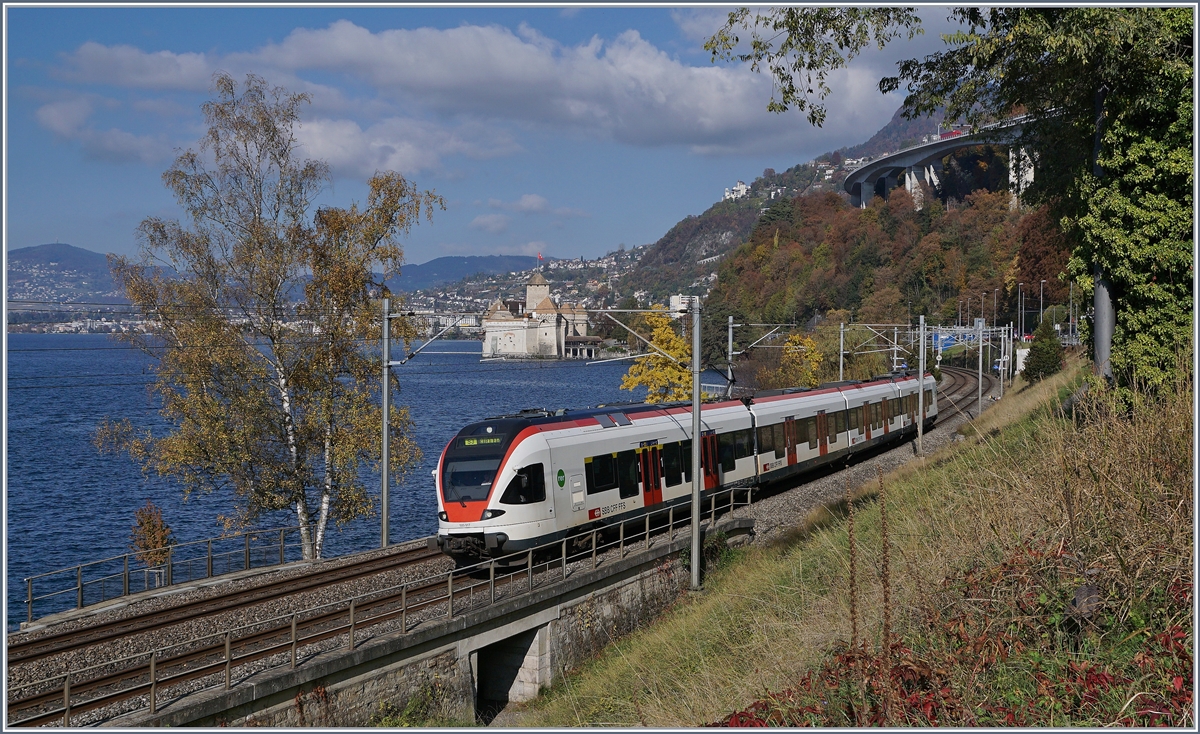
[7,243,123,303]
[385,255,539,293]
[6,243,539,303]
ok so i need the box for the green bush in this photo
[1023,317,1065,382]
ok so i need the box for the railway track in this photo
[7,540,573,727]
[7,544,443,666]
[8,368,1000,727]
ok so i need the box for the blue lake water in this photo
[6,333,720,629]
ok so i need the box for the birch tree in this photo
[96,73,442,559]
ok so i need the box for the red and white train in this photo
[433,372,937,559]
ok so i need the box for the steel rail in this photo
[7,545,441,665]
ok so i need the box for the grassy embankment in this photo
[509,356,1192,727]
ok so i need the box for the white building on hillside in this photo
[723,180,750,200]
[481,272,599,359]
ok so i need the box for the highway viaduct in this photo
[843,117,1030,208]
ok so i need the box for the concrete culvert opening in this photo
[474,626,547,724]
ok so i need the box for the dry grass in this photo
[514,357,1192,727]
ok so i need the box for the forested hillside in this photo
[619,163,828,300]
[705,188,1071,334]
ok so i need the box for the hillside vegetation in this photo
[513,361,1193,727]
[619,163,829,300]
[706,187,1070,331]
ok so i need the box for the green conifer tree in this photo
[1023,316,1065,383]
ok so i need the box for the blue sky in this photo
[4,5,956,265]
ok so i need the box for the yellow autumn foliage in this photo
[620,307,692,403]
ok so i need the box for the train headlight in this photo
[482,509,506,520]
[438,511,448,521]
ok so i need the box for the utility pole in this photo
[1039,279,1046,324]
[381,298,391,548]
[690,297,703,591]
[892,326,899,371]
[917,315,925,455]
[977,318,984,418]
[993,288,998,331]
[726,315,734,399]
[1018,282,1024,341]
[998,326,1006,399]
[838,323,845,381]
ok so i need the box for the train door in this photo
[702,433,719,489]
[784,417,798,466]
[882,397,889,434]
[639,444,663,506]
[817,411,828,456]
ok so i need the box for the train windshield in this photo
[443,458,502,503]
[440,419,526,504]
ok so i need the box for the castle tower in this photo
[525,272,550,309]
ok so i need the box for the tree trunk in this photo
[1092,83,1115,382]
[275,369,314,558]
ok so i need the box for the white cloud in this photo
[294,116,520,177]
[232,20,806,151]
[54,42,212,90]
[50,16,960,161]
[35,95,173,163]
[469,213,509,233]
[488,194,589,218]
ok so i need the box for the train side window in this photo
[925,389,933,410]
[616,449,639,499]
[681,439,693,483]
[499,463,546,505]
[836,410,846,437]
[734,429,753,460]
[717,433,736,472]
[848,406,859,431]
[806,418,818,449]
[585,454,619,494]
[662,442,682,487]
[772,423,786,458]
[757,425,775,456]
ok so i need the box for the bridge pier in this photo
[1008,147,1033,209]
[905,165,927,209]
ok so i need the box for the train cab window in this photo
[662,442,683,487]
[680,439,693,483]
[500,464,546,505]
[717,433,736,472]
[585,454,619,495]
[772,423,786,458]
[734,429,753,460]
[807,418,818,449]
[757,425,775,457]
[616,449,640,499]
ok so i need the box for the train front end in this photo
[433,417,555,561]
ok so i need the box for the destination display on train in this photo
[460,436,503,447]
